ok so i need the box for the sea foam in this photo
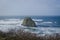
[0,19,60,36]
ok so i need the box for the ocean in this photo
[0,16,60,36]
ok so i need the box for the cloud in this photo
[0,0,60,16]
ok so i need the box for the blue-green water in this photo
[0,16,60,27]
[0,16,60,36]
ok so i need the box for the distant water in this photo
[0,16,60,36]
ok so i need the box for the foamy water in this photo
[0,19,60,36]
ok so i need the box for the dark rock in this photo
[21,17,36,27]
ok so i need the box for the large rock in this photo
[21,17,36,27]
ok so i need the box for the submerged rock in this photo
[22,17,36,27]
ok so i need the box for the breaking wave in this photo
[0,18,60,36]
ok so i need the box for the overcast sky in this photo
[0,0,60,16]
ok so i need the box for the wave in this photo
[0,18,60,36]
[19,27,60,36]
[32,19,43,22]
[42,21,52,24]
[0,19,23,32]
[0,19,23,25]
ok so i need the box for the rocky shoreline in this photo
[0,29,60,40]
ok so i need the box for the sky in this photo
[0,0,60,16]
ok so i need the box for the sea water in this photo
[0,16,60,36]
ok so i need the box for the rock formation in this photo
[21,17,36,27]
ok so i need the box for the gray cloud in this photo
[0,0,60,16]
